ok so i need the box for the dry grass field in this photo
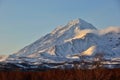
[0,68,120,80]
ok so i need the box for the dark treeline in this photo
[0,68,120,80]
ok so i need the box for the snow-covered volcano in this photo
[6,18,120,64]
[11,18,97,57]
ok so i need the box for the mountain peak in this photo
[68,18,84,25]
[68,18,97,30]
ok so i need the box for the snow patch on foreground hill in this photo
[0,55,9,62]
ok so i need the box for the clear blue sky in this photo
[0,0,120,55]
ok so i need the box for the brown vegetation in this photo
[0,68,120,80]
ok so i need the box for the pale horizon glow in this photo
[0,0,120,55]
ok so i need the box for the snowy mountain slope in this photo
[6,18,120,64]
